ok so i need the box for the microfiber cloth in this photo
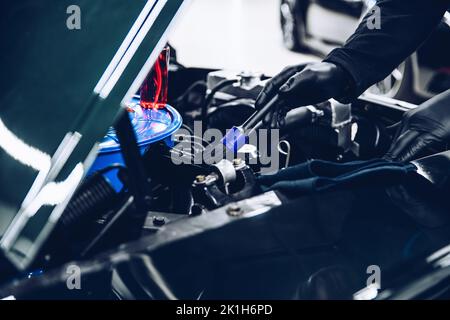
[258,159,417,195]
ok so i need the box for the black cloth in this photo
[325,0,450,100]
[258,159,416,194]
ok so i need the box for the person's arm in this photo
[325,0,449,100]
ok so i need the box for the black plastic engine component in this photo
[192,159,261,211]
[34,171,121,267]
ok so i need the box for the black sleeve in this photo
[324,0,449,100]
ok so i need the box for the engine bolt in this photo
[227,204,243,217]
[195,175,206,183]
[233,158,243,167]
[191,204,205,216]
[152,216,166,226]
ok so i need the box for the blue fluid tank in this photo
[88,97,182,191]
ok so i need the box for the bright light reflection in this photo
[354,284,379,300]
[0,118,51,172]
[24,163,84,218]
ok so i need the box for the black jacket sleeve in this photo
[324,0,449,100]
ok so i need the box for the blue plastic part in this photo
[26,269,44,279]
[222,126,247,153]
[88,98,182,191]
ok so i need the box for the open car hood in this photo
[0,0,189,270]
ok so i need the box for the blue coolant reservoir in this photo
[88,97,182,191]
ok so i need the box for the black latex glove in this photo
[384,91,450,162]
[255,62,353,128]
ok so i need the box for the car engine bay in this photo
[1,59,450,300]
[1,0,450,302]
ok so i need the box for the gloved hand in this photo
[384,91,450,162]
[255,62,353,128]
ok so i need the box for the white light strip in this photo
[444,12,450,28]
[121,0,192,105]
[98,0,169,99]
[120,30,168,105]
[24,163,85,218]
[0,118,51,172]
[94,0,158,94]
[353,284,379,300]
[49,143,99,224]
[427,244,450,263]
[47,132,82,180]
[22,132,82,208]
[1,163,85,250]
